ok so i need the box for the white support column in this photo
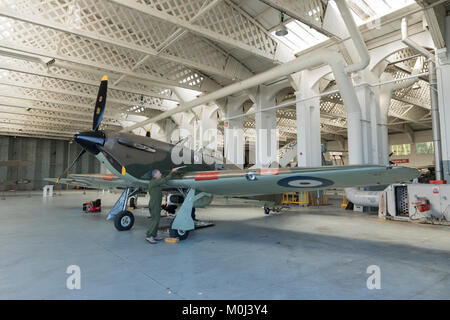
[437,55,450,182]
[354,80,381,164]
[378,89,391,165]
[224,95,247,168]
[255,85,278,168]
[371,92,383,164]
[378,59,422,165]
[295,84,321,167]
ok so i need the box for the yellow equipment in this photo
[282,192,309,205]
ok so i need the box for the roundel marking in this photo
[277,176,334,188]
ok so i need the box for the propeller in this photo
[56,149,86,183]
[93,76,108,131]
[388,151,395,166]
[55,76,108,183]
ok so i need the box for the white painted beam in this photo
[110,0,277,62]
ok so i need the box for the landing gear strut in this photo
[107,187,140,231]
[169,188,210,240]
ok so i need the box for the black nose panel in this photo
[74,131,105,154]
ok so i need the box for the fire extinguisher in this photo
[412,197,430,213]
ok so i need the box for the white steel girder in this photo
[0,94,120,125]
[0,105,116,126]
[110,0,279,62]
[260,0,336,38]
[0,112,108,131]
[0,40,205,92]
[321,96,429,126]
[0,15,210,92]
[0,84,128,117]
[0,56,178,102]
[0,120,82,135]
[416,0,446,49]
[0,70,166,111]
[0,129,73,140]
[0,0,253,83]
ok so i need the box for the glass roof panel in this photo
[271,20,328,54]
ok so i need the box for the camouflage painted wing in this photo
[45,174,128,190]
[166,165,418,196]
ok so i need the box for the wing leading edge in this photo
[45,174,127,189]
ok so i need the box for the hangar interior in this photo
[1,0,450,300]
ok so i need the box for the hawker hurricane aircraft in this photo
[56,76,418,240]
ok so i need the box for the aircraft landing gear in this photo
[169,220,189,240]
[107,187,140,231]
[169,188,211,240]
[114,210,135,231]
[264,206,270,214]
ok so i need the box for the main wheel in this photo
[114,210,135,231]
[264,207,270,215]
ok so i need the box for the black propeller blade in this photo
[93,75,108,131]
[56,76,108,183]
[97,145,127,176]
[56,149,86,183]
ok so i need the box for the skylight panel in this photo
[271,20,329,54]
[348,0,415,25]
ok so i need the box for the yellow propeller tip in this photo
[101,75,108,81]
[121,166,126,176]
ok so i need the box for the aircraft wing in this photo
[45,174,128,190]
[166,165,418,196]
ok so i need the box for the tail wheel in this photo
[169,221,189,240]
[169,228,189,240]
[114,210,135,231]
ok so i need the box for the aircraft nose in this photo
[74,131,105,154]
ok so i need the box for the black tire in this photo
[345,202,354,211]
[169,221,189,240]
[169,228,189,240]
[114,210,135,231]
[264,207,270,215]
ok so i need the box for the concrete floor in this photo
[0,189,449,300]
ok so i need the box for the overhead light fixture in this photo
[276,26,288,37]
[275,12,288,37]
[412,83,421,90]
